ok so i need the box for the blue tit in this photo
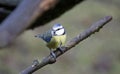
[35,23,66,58]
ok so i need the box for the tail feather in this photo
[35,31,52,43]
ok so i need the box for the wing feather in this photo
[37,30,52,43]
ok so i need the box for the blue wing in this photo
[35,30,52,43]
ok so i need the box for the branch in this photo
[0,0,58,47]
[29,0,84,29]
[0,0,84,28]
[20,16,112,74]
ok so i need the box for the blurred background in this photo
[0,0,120,74]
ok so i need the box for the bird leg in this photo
[47,49,56,64]
[49,49,56,59]
[57,41,64,53]
[57,47,64,54]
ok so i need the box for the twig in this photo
[20,16,112,74]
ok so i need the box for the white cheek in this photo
[55,29,64,35]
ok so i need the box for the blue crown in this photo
[54,23,62,27]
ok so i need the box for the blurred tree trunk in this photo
[0,0,84,47]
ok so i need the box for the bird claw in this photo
[49,51,56,64]
[50,51,56,59]
[58,47,64,53]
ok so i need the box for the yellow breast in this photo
[47,35,66,49]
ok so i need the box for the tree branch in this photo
[29,0,84,29]
[0,0,84,28]
[20,16,112,74]
[0,0,58,47]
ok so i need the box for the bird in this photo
[35,23,66,59]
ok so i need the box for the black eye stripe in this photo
[56,28,64,31]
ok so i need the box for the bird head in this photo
[52,23,66,36]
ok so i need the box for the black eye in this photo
[56,28,60,31]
